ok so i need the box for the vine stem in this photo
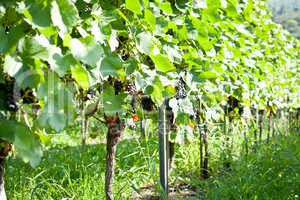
[202,121,209,179]
[0,141,10,200]
[105,115,123,200]
[254,109,259,148]
[197,96,203,176]
[0,158,6,200]
[259,110,264,144]
[80,98,87,148]
[267,113,273,143]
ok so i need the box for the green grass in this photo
[5,138,160,200]
[4,128,300,199]
[204,134,300,200]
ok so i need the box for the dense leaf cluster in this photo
[0,0,299,166]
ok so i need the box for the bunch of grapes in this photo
[20,88,36,104]
[0,76,18,112]
[141,96,155,112]
[114,79,123,95]
[121,53,129,61]
[225,96,243,116]
[87,88,96,99]
[145,56,154,69]
[175,77,187,99]
[125,83,136,95]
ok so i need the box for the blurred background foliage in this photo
[268,0,300,39]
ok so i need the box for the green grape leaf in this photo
[197,71,218,80]
[0,25,25,54]
[197,36,213,51]
[202,0,221,22]
[18,36,49,60]
[4,54,43,89]
[150,54,176,73]
[100,55,123,78]
[51,53,76,77]
[51,0,79,35]
[226,0,239,17]
[136,32,156,55]
[146,76,164,106]
[109,30,119,52]
[38,111,67,132]
[160,2,173,15]
[3,55,23,77]
[0,120,43,168]
[23,0,52,28]
[125,0,142,15]
[144,9,156,31]
[124,58,138,75]
[37,72,75,132]
[102,86,125,116]
[71,64,90,90]
[69,37,104,67]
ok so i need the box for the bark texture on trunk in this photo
[197,98,204,176]
[202,122,209,179]
[243,129,248,155]
[0,142,10,200]
[258,110,264,143]
[267,114,273,143]
[199,123,203,172]
[223,115,231,169]
[0,158,6,200]
[297,109,300,132]
[254,109,259,147]
[105,115,123,200]
[81,116,89,147]
[80,100,87,147]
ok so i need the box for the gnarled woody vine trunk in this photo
[0,141,11,200]
[166,105,176,170]
[0,158,6,200]
[104,115,124,200]
[202,122,209,179]
[259,110,264,143]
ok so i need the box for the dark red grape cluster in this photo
[114,79,123,95]
[0,77,18,112]
[125,83,136,95]
[20,88,36,104]
[141,96,155,112]
[225,96,243,116]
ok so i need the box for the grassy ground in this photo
[4,128,300,199]
[5,138,160,199]
[204,134,300,200]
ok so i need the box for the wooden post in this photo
[258,110,263,143]
[223,111,229,168]
[297,108,300,132]
[254,109,259,146]
[197,98,203,174]
[202,121,209,179]
[267,113,273,143]
[158,101,169,197]
[243,124,249,155]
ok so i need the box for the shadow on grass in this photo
[6,134,299,199]
[5,138,159,200]
[199,135,300,200]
